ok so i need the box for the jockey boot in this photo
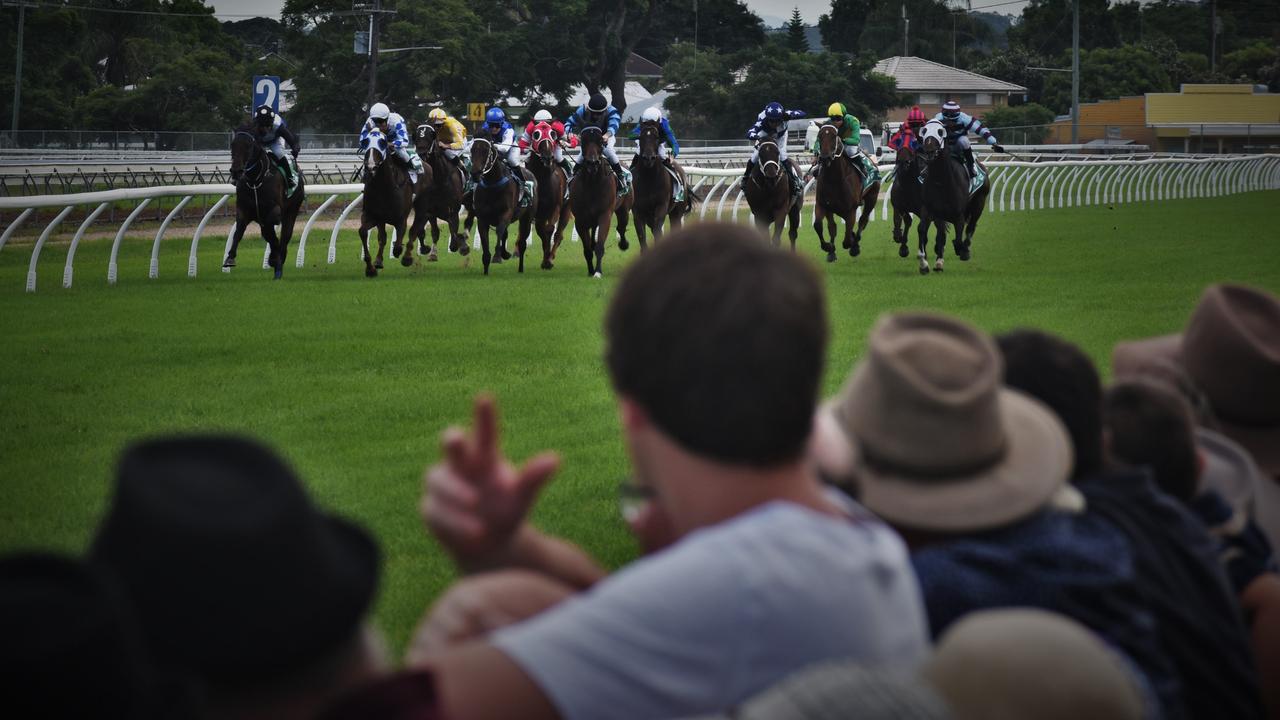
[742,159,755,185]
[611,161,630,192]
[964,148,976,179]
[558,158,574,178]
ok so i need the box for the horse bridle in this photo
[638,125,662,164]
[579,129,604,169]
[471,137,501,177]
[754,140,782,187]
[232,130,271,188]
[816,125,842,165]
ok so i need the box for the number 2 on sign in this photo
[256,78,277,109]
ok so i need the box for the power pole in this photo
[902,4,909,56]
[10,0,25,141]
[1210,0,1217,74]
[1071,0,1080,144]
[367,0,380,109]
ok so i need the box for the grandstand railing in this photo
[1,154,1277,293]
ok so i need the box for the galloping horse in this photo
[469,136,536,274]
[526,121,572,269]
[741,140,802,249]
[630,122,697,250]
[812,124,878,263]
[569,127,631,277]
[889,143,925,260]
[358,128,414,276]
[915,120,991,275]
[409,124,469,261]
[225,124,305,279]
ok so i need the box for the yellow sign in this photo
[467,103,487,121]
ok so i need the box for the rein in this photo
[752,141,782,187]
[232,130,274,220]
[471,138,511,190]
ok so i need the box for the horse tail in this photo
[686,185,704,208]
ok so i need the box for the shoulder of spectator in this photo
[427,641,560,720]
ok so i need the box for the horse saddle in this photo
[274,156,302,198]
[665,164,685,203]
[968,165,987,197]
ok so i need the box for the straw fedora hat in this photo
[828,313,1072,532]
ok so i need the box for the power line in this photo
[0,1,279,19]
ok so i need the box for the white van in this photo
[802,120,880,157]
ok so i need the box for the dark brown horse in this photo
[915,121,991,275]
[890,143,925,260]
[409,124,469,261]
[224,125,305,279]
[469,136,536,274]
[742,140,802,249]
[813,124,879,263]
[359,128,414,276]
[569,127,629,277]
[630,122,697,250]
[527,121,572,269]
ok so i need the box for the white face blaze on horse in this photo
[921,120,947,151]
[366,130,388,171]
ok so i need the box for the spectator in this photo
[819,312,1171,718]
[1112,284,1280,555]
[412,222,930,720]
[90,435,412,720]
[0,552,171,719]
[999,328,1265,720]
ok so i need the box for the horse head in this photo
[579,127,604,170]
[531,121,557,165]
[919,120,947,162]
[637,122,662,167]
[365,128,389,178]
[756,140,782,184]
[816,124,842,166]
[414,124,437,157]
[470,137,499,182]
[229,126,264,183]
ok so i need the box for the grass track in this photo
[2,190,1277,653]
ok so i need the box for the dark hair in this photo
[1104,380,1200,502]
[604,223,828,466]
[996,329,1103,480]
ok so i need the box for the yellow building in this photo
[1146,84,1280,153]
[1044,96,1156,148]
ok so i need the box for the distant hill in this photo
[223,17,285,54]
[971,12,1013,50]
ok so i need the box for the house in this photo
[1146,84,1280,153]
[872,56,1027,121]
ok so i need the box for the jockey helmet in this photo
[641,107,662,123]
[254,105,274,126]
[428,108,448,123]
[827,102,845,119]
[369,102,391,121]
[906,106,927,127]
[587,93,609,113]
[485,107,506,125]
[941,100,961,118]
[764,102,785,121]
[533,109,553,122]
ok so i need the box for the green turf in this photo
[1,190,1277,656]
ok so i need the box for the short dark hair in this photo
[1104,380,1200,503]
[604,223,828,466]
[996,329,1103,480]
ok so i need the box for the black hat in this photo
[588,93,608,113]
[90,436,380,687]
[0,553,157,718]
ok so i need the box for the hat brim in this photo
[1213,418,1280,478]
[855,390,1072,533]
[1195,428,1261,512]
[1110,333,1181,379]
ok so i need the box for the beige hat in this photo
[922,608,1146,720]
[1113,284,1280,475]
[729,661,949,720]
[828,312,1072,532]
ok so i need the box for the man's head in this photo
[428,108,448,126]
[604,222,827,476]
[827,102,845,125]
[587,93,608,117]
[906,106,927,129]
[941,100,961,120]
[996,329,1104,481]
[369,102,390,131]
[1104,379,1200,503]
[254,105,274,128]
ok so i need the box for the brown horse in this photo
[527,121,572,270]
[409,123,469,261]
[742,140,801,249]
[812,124,879,263]
[358,129,414,276]
[630,122,698,250]
[569,127,629,277]
[469,136,536,274]
[224,125,305,279]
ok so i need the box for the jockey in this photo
[360,102,423,183]
[813,101,874,179]
[426,108,467,167]
[887,106,927,153]
[476,106,528,202]
[743,101,806,192]
[564,93,628,189]
[933,100,1005,178]
[520,108,576,177]
[252,104,300,189]
[628,106,680,162]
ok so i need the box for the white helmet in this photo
[641,107,662,123]
[533,109,553,122]
[369,102,390,121]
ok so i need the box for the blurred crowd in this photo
[3,223,1277,720]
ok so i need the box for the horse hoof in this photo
[849,244,861,258]
[365,267,378,278]
[958,249,971,262]
[401,254,414,267]
[460,243,471,257]
[919,266,930,275]
[541,260,553,270]
[392,243,403,258]
[826,251,837,263]
[618,239,629,252]
[491,253,503,265]
[593,271,602,279]
[222,258,236,268]
[427,248,439,262]
[841,238,851,249]
[934,260,945,272]
[273,270,283,280]
[898,244,910,258]
[375,261,384,270]
[499,247,512,260]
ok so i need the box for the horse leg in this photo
[635,210,649,253]
[479,219,492,275]
[899,213,913,258]
[426,218,440,261]
[277,208,299,279]
[825,213,840,259]
[375,225,387,269]
[594,214,610,278]
[552,202,570,260]
[771,205,786,247]
[961,199,985,261]
[916,216,931,275]
[359,222,377,277]
[260,221,282,279]
[400,216,415,267]
[615,204,630,252]
[788,201,801,252]
[538,217,554,270]
[517,212,534,274]
[578,220,595,276]
[223,217,249,268]
[933,221,947,273]
[814,206,835,263]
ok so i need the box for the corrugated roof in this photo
[626,53,663,78]
[872,56,1027,93]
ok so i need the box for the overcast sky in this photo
[209,0,1028,27]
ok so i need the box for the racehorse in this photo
[358,127,414,276]
[526,121,572,269]
[408,124,469,261]
[630,122,698,250]
[915,120,991,275]
[569,127,632,277]
[742,140,802,249]
[889,143,925,260]
[225,124,305,279]
[812,124,878,263]
[469,136,536,274]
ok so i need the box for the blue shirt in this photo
[565,105,621,135]
[629,118,680,156]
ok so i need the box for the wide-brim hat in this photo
[90,435,380,687]
[1196,428,1261,516]
[1113,284,1280,475]
[827,313,1072,533]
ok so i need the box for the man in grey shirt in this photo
[410,223,929,720]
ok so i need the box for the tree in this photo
[982,102,1055,143]
[817,0,871,55]
[969,46,1048,105]
[785,7,808,53]
[1040,44,1172,115]
[1222,42,1280,92]
[853,0,993,67]
[642,0,766,64]
[1008,0,1119,58]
